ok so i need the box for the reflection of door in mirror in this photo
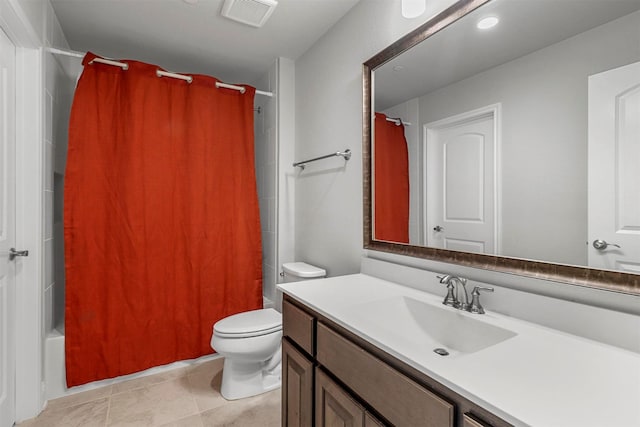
[424,105,498,255]
[374,113,409,243]
[588,61,640,273]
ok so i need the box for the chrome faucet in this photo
[438,275,495,314]
[438,275,470,311]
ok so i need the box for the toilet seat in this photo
[214,308,282,339]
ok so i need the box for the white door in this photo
[425,109,497,254]
[0,27,16,427]
[588,61,640,273]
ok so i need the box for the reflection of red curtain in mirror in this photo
[374,113,409,243]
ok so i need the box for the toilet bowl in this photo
[211,308,282,400]
[211,262,326,400]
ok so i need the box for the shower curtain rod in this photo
[385,116,412,126]
[46,47,273,97]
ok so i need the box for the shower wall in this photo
[253,57,296,308]
[42,4,76,337]
[45,51,76,336]
[254,63,278,305]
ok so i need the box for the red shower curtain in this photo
[64,53,262,387]
[374,113,409,243]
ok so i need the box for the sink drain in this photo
[433,348,450,356]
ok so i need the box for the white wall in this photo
[8,0,43,44]
[295,1,640,316]
[295,0,458,277]
[416,10,640,266]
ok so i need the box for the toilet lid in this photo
[282,262,326,278]
[213,308,282,337]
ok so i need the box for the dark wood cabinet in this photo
[364,413,385,427]
[282,338,314,427]
[315,367,386,427]
[282,296,511,427]
[463,413,492,427]
[283,298,315,355]
[315,368,365,427]
[316,323,453,427]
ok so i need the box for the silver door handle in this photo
[592,240,621,250]
[433,226,444,232]
[9,248,29,261]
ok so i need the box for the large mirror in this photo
[363,0,640,294]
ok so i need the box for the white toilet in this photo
[211,262,326,400]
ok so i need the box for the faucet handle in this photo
[469,286,494,314]
[438,276,458,307]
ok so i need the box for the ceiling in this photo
[50,0,360,84]
[375,0,640,110]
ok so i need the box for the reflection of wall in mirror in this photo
[381,10,640,266]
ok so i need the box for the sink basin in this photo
[346,296,517,355]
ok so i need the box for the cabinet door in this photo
[283,338,314,427]
[316,368,365,427]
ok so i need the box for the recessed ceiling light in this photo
[477,16,499,30]
[393,65,405,72]
[401,0,426,19]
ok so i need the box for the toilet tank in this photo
[281,262,326,283]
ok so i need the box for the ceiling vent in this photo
[221,0,278,28]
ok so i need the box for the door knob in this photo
[9,248,29,261]
[433,226,444,232]
[592,240,621,250]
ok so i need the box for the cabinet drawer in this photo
[317,322,454,427]
[283,299,315,355]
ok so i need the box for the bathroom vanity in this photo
[278,274,640,426]
[281,296,506,427]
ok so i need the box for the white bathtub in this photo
[45,330,67,400]
[45,330,220,400]
[45,296,277,400]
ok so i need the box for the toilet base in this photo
[220,356,282,400]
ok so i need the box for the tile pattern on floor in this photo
[17,358,281,427]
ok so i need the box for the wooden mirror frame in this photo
[362,0,640,296]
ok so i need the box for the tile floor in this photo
[17,358,281,427]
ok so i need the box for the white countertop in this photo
[278,274,640,427]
